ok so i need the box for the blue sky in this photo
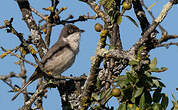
[0,0,178,109]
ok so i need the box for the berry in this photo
[111,88,121,97]
[123,2,132,10]
[94,23,103,32]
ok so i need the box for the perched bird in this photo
[12,24,84,101]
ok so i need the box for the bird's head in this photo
[59,24,84,52]
[60,24,84,38]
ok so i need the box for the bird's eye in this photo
[68,29,74,34]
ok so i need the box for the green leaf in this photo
[139,93,146,110]
[150,67,159,72]
[127,71,136,83]
[161,94,169,109]
[118,103,126,110]
[144,71,151,77]
[100,88,112,105]
[152,79,160,87]
[122,86,134,102]
[153,88,162,103]
[152,78,165,87]
[152,103,161,110]
[158,81,166,87]
[145,91,152,105]
[133,87,144,98]
[150,67,168,73]
[92,93,99,101]
[116,75,128,82]
[129,60,139,65]
[147,1,158,11]
[116,75,129,88]
[149,57,157,69]
[131,96,135,103]
[124,15,139,27]
[160,67,168,72]
[117,15,122,25]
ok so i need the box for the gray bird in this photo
[12,24,84,101]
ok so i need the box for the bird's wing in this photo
[41,39,68,64]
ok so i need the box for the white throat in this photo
[62,32,81,53]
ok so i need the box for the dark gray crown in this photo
[60,24,84,38]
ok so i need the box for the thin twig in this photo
[0,46,37,67]
[30,6,46,20]
[129,0,175,55]
[53,74,87,80]
[158,34,178,44]
[157,42,178,48]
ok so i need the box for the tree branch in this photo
[16,0,47,58]
[129,0,175,55]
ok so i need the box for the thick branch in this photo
[110,23,122,51]
[79,37,105,109]
[19,82,48,110]
[141,0,167,34]
[132,0,150,33]
[129,0,174,55]
[79,0,111,23]
[16,0,47,58]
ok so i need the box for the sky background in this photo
[0,0,178,110]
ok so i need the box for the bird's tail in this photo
[11,69,41,101]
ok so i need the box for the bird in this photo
[12,24,84,101]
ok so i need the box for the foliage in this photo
[89,56,169,110]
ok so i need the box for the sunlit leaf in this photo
[149,57,157,69]
[117,15,122,25]
[152,103,161,110]
[129,60,139,65]
[92,93,99,101]
[139,93,146,110]
[150,67,168,73]
[117,103,126,110]
[152,79,160,87]
[152,78,165,87]
[160,67,168,72]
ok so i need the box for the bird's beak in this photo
[79,29,85,33]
